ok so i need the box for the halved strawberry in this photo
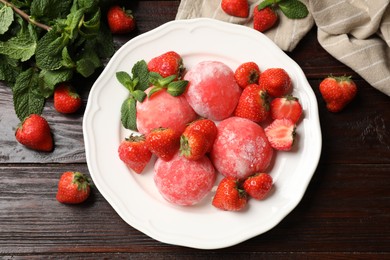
[270,95,303,124]
[264,118,296,151]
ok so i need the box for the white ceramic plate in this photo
[83,18,322,249]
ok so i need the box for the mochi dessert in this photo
[211,117,274,180]
[154,153,216,206]
[136,87,197,134]
[184,61,241,121]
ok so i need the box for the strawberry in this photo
[319,75,357,113]
[212,177,247,211]
[145,127,180,161]
[56,171,91,204]
[221,0,249,18]
[243,173,273,200]
[54,83,82,114]
[234,62,261,89]
[15,114,53,152]
[107,6,136,34]
[180,119,218,160]
[270,95,303,124]
[264,118,296,151]
[234,84,270,123]
[118,134,152,174]
[253,6,278,32]
[147,51,185,79]
[259,68,292,98]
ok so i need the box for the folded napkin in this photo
[310,0,390,96]
[176,0,390,96]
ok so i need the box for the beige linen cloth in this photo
[176,0,390,96]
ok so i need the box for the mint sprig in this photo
[148,72,188,98]
[258,0,308,19]
[0,0,115,121]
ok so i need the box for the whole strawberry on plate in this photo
[118,134,152,174]
[15,114,53,152]
[319,75,357,112]
[234,62,261,89]
[146,127,180,161]
[221,0,249,18]
[259,68,292,98]
[54,83,82,114]
[212,177,247,211]
[56,171,91,204]
[234,84,270,123]
[107,6,136,34]
[243,173,273,200]
[147,51,185,79]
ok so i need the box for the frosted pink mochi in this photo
[154,153,216,206]
[211,117,274,180]
[136,87,197,134]
[184,61,241,121]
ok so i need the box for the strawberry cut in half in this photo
[270,95,303,124]
[264,118,296,151]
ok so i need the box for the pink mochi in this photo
[211,117,274,180]
[184,61,241,121]
[136,87,197,134]
[154,153,216,206]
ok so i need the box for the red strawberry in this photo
[319,75,357,112]
[264,118,296,151]
[221,0,249,18]
[234,83,270,123]
[253,6,278,32]
[54,83,82,114]
[180,119,218,160]
[15,114,53,152]
[56,171,91,204]
[259,68,292,97]
[212,177,247,211]
[107,6,136,34]
[243,173,273,200]
[118,134,152,174]
[234,62,261,89]
[147,51,184,79]
[270,95,303,124]
[146,127,180,161]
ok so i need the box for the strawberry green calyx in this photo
[331,75,353,83]
[179,135,191,157]
[148,72,189,98]
[72,172,91,192]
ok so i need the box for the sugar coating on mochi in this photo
[154,153,216,206]
[184,61,241,121]
[136,87,197,134]
[211,117,274,180]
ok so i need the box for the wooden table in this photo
[1,1,389,258]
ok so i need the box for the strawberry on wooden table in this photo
[107,6,136,34]
[212,177,247,211]
[221,0,249,18]
[265,118,296,151]
[270,95,303,124]
[146,127,180,161]
[15,114,53,152]
[234,84,270,123]
[56,171,91,204]
[234,62,261,89]
[118,134,152,174]
[54,83,82,114]
[259,68,292,98]
[243,173,273,200]
[253,6,278,32]
[319,75,357,112]
[147,51,184,79]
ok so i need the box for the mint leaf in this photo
[258,0,282,10]
[35,28,67,70]
[279,0,309,19]
[0,23,37,62]
[61,47,75,68]
[0,55,21,84]
[132,60,150,91]
[75,45,101,77]
[167,80,188,97]
[121,97,137,130]
[132,89,147,102]
[92,24,115,59]
[12,68,45,121]
[30,0,72,21]
[0,5,14,35]
[116,71,134,91]
[39,68,73,98]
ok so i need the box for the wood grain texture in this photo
[0,0,389,258]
